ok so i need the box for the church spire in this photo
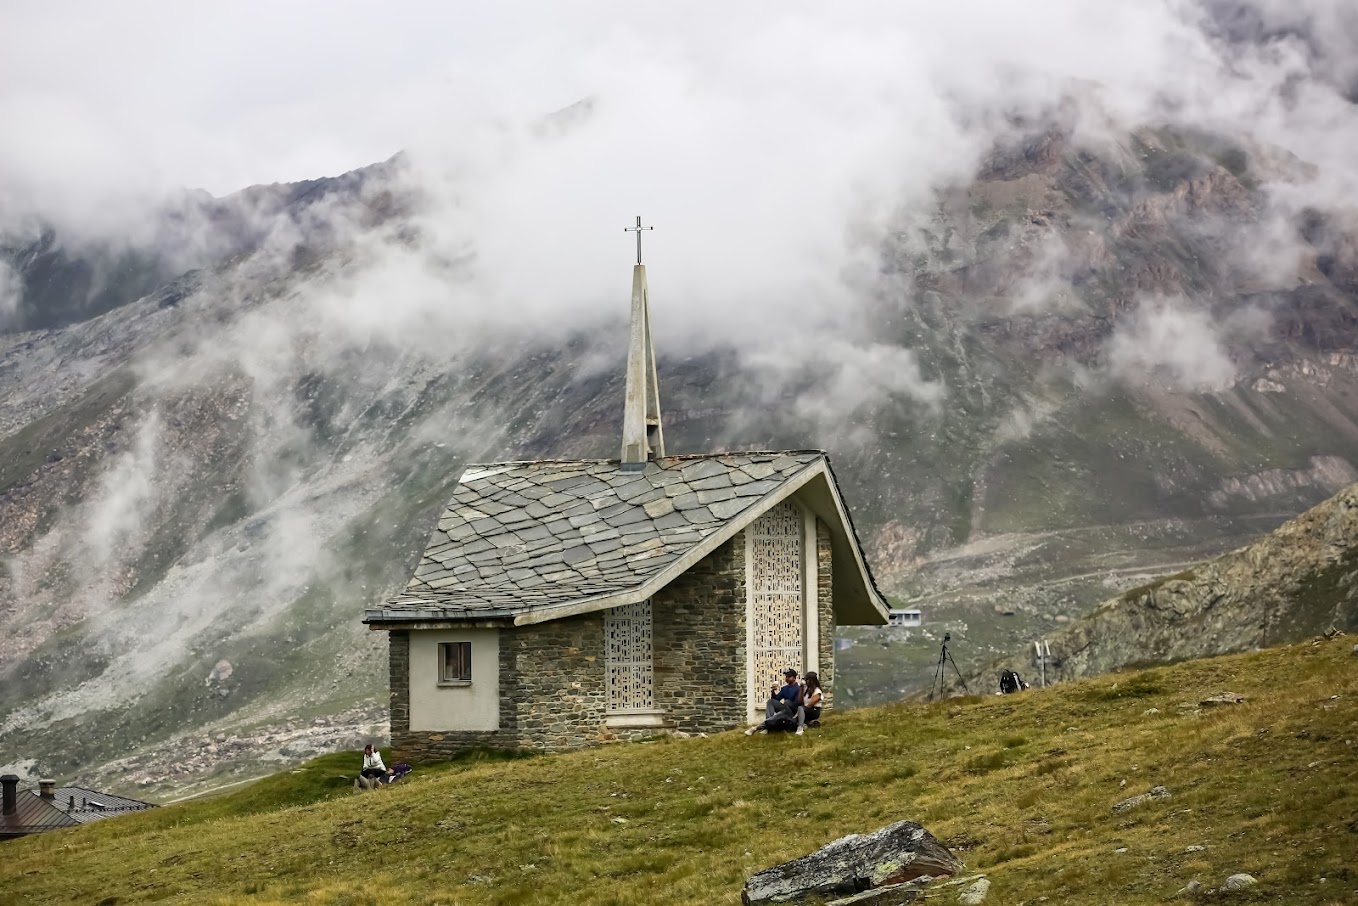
[620,216,664,470]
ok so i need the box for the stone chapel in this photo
[365,228,888,762]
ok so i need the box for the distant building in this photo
[365,234,889,763]
[0,775,154,840]
[887,608,922,628]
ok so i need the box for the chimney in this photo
[1,775,17,816]
[39,779,55,800]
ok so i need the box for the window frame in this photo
[437,641,473,686]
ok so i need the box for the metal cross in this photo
[624,215,653,265]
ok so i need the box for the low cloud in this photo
[1106,297,1241,391]
[84,413,163,569]
[0,259,20,327]
[1007,231,1086,314]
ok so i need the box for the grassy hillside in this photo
[3,641,1355,905]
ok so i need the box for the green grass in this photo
[3,639,1356,905]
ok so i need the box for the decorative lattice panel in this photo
[749,501,803,708]
[605,599,654,713]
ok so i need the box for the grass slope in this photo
[4,640,1356,906]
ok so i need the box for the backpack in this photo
[999,669,1027,694]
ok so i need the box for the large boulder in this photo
[743,821,963,904]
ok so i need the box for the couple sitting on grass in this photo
[745,668,823,736]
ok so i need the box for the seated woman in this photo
[360,744,391,785]
[795,671,823,735]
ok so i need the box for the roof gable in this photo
[366,451,888,626]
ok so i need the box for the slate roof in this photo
[367,451,888,625]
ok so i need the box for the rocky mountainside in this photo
[985,479,1358,686]
[2,111,1358,794]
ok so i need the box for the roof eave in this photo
[363,607,519,626]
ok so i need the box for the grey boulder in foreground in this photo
[743,820,963,904]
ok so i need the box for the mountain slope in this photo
[1007,480,1358,684]
[2,638,1355,905]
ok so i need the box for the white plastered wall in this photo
[409,628,500,731]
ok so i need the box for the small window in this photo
[439,642,472,684]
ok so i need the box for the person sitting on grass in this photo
[360,744,392,785]
[746,668,803,735]
[795,671,823,735]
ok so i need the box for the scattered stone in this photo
[1112,786,1170,813]
[1184,845,1206,853]
[206,659,233,684]
[1175,880,1202,897]
[1199,693,1246,707]
[1351,643,1357,657]
[1113,847,1128,853]
[957,877,991,904]
[1143,708,1160,715]
[742,821,963,904]
[1223,873,1257,890]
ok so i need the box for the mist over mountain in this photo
[2,0,1357,791]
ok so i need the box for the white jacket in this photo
[363,751,386,772]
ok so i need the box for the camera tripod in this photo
[930,633,970,701]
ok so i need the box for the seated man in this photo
[746,668,803,735]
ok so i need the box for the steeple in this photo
[620,216,664,470]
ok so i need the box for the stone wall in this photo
[816,519,836,710]
[388,630,409,739]
[502,612,610,751]
[654,533,747,734]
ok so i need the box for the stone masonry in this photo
[653,533,748,734]
[817,519,836,710]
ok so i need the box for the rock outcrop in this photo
[742,821,962,904]
[1041,482,1358,681]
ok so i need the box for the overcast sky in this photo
[7,2,1343,200]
